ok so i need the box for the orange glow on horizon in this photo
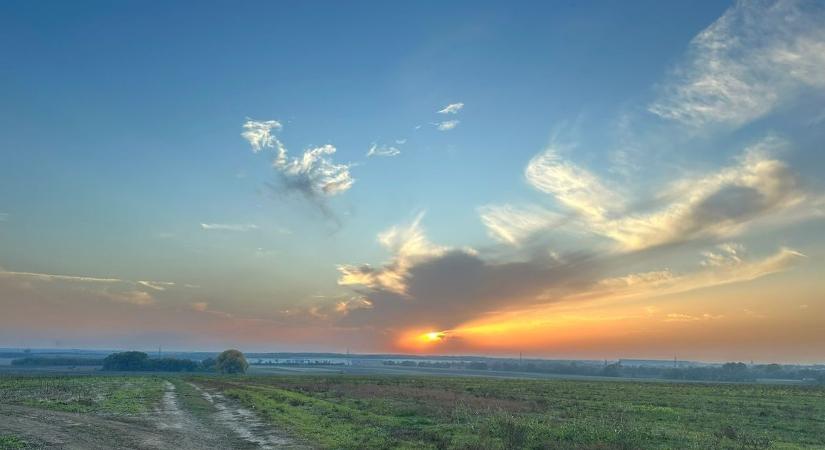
[396,328,451,351]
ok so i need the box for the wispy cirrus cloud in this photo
[478,204,563,246]
[0,268,188,307]
[438,102,464,114]
[137,280,176,291]
[366,143,401,158]
[200,223,259,232]
[572,244,805,304]
[524,146,624,221]
[649,0,825,127]
[0,270,125,284]
[435,120,460,131]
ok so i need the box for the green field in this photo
[201,375,825,450]
[1,374,824,449]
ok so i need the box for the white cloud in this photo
[0,270,125,284]
[0,268,178,307]
[137,280,176,291]
[525,145,623,221]
[649,0,825,127]
[491,137,819,251]
[103,289,156,306]
[438,102,464,114]
[0,213,8,222]
[337,213,447,295]
[200,223,259,232]
[241,119,356,200]
[395,139,407,145]
[478,204,563,246]
[435,120,460,131]
[366,143,401,158]
[664,313,724,322]
[573,245,805,303]
[277,144,354,196]
[700,243,745,267]
[334,296,374,315]
[241,119,287,164]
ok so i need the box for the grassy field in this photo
[194,375,825,450]
[1,374,824,449]
[0,375,165,415]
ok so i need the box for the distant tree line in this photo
[101,349,247,374]
[384,359,825,383]
[11,357,104,367]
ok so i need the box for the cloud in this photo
[366,143,401,158]
[274,144,354,197]
[0,268,172,307]
[102,289,156,306]
[664,313,724,322]
[576,245,805,303]
[334,296,374,315]
[486,136,818,251]
[599,138,810,249]
[438,102,464,114]
[649,0,825,127]
[137,280,176,291]
[338,225,804,332]
[525,145,624,221]
[200,223,259,232]
[395,139,407,145]
[242,120,355,203]
[0,270,126,284]
[435,120,460,131]
[337,213,447,295]
[478,204,563,246]
[0,213,8,222]
[241,119,287,164]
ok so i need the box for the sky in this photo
[1,0,824,363]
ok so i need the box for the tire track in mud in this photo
[187,382,308,449]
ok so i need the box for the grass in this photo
[0,435,28,450]
[0,376,164,416]
[190,375,825,450]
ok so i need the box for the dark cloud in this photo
[341,249,603,330]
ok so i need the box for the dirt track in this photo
[0,380,309,449]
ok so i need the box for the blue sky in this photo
[1,0,824,361]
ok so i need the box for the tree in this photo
[200,357,217,372]
[216,349,248,374]
[102,351,149,371]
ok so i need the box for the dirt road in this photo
[0,380,310,449]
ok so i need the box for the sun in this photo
[421,331,447,343]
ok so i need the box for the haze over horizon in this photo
[2,0,824,364]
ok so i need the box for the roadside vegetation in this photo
[194,375,825,449]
